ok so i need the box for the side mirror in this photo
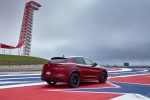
[93,62,97,66]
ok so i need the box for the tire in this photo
[68,73,80,88]
[99,71,107,83]
[47,81,57,86]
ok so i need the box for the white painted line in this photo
[0,81,32,84]
[109,81,150,86]
[46,90,125,95]
[144,70,148,72]
[109,73,150,79]
[106,81,120,88]
[45,86,119,92]
[0,74,41,77]
[46,82,120,92]
[108,68,132,72]
[0,82,46,89]
[109,73,120,74]
[109,70,148,74]
[0,77,40,81]
[110,93,150,100]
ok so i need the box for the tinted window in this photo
[51,57,67,63]
[74,57,85,64]
[72,58,77,63]
[83,58,94,65]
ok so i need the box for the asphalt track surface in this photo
[0,68,150,100]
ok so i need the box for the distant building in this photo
[124,62,129,66]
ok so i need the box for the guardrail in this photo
[0,60,47,72]
[0,65,43,72]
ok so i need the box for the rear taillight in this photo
[42,63,48,70]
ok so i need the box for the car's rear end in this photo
[41,57,70,83]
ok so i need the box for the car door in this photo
[83,58,100,79]
[73,57,91,79]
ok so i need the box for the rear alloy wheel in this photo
[68,73,80,88]
[47,81,57,86]
[99,72,107,83]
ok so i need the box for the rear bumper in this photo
[41,76,63,82]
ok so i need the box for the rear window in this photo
[51,57,67,63]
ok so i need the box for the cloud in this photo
[1,0,150,65]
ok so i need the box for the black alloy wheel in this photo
[68,73,80,88]
[47,81,57,86]
[99,71,107,83]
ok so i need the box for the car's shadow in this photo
[41,81,105,89]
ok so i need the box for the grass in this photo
[0,54,49,65]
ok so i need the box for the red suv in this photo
[41,56,108,88]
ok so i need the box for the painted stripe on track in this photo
[0,77,40,81]
[0,74,40,77]
[108,68,132,72]
[0,82,46,89]
[110,93,150,100]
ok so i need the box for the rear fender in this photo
[68,69,80,80]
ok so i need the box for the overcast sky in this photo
[0,0,150,65]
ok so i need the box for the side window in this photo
[74,57,85,64]
[72,58,77,63]
[83,58,94,66]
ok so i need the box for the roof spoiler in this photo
[51,57,66,60]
